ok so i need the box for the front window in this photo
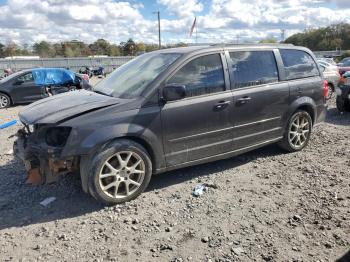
[94,52,181,98]
[168,54,225,97]
[18,72,34,82]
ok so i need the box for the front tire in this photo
[0,93,11,108]
[278,110,312,152]
[88,139,152,205]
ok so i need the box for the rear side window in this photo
[229,51,279,89]
[280,49,319,80]
[168,54,225,97]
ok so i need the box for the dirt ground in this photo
[0,97,349,262]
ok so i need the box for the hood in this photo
[19,90,124,124]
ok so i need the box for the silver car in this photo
[318,62,340,99]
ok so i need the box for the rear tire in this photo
[0,93,11,108]
[87,139,152,205]
[278,110,312,152]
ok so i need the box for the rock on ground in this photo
[0,97,349,261]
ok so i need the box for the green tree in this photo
[259,38,277,43]
[4,42,18,57]
[109,44,121,56]
[122,39,136,56]
[89,39,110,55]
[33,41,55,57]
[63,46,74,57]
[0,43,5,58]
[285,23,350,50]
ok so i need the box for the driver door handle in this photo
[214,100,231,110]
[237,96,251,104]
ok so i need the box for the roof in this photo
[151,43,304,55]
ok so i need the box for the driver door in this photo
[12,71,42,103]
[161,53,234,167]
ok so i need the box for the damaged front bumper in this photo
[13,125,78,185]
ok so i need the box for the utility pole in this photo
[281,29,286,42]
[236,35,240,44]
[153,11,161,49]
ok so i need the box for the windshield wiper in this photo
[94,90,113,97]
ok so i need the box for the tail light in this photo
[323,80,328,98]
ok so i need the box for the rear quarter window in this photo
[280,49,319,80]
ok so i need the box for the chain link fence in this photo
[0,56,135,73]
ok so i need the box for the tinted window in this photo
[18,72,33,82]
[280,49,319,80]
[229,51,279,89]
[168,54,225,97]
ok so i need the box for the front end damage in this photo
[13,123,79,185]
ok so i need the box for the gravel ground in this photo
[0,97,349,262]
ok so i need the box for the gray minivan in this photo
[14,44,327,205]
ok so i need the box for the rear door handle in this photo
[214,100,231,110]
[237,96,251,104]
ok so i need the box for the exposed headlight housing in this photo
[45,127,71,147]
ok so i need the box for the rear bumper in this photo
[13,131,78,185]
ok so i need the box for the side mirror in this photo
[162,84,186,102]
[15,79,24,85]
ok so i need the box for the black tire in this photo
[336,96,350,112]
[278,110,312,152]
[87,139,152,205]
[0,92,11,108]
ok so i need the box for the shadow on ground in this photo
[0,144,283,230]
[325,107,350,126]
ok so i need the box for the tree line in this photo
[1,22,350,58]
[284,23,350,51]
[0,38,188,58]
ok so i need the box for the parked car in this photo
[337,60,350,75]
[0,68,91,108]
[13,44,327,205]
[337,57,350,65]
[318,63,340,99]
[336,71,350,112]
[318,57,336,65]
[79,66,105,77]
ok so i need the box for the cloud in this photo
[157,0,203,18]
[0,0,349,45]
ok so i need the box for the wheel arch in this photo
[0,90,13,105]
[103,136,156,171]
[297,104,315,125]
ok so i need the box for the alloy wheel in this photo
[0,95,9,108]
[98,151,145,199]
[288,113,310,149]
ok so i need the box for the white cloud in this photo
[157,0,203,18]
[0,0,349,45]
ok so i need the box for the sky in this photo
[0,0,349,45]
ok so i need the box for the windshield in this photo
[94,52,181,98]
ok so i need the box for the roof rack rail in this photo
[209,43,294,47]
